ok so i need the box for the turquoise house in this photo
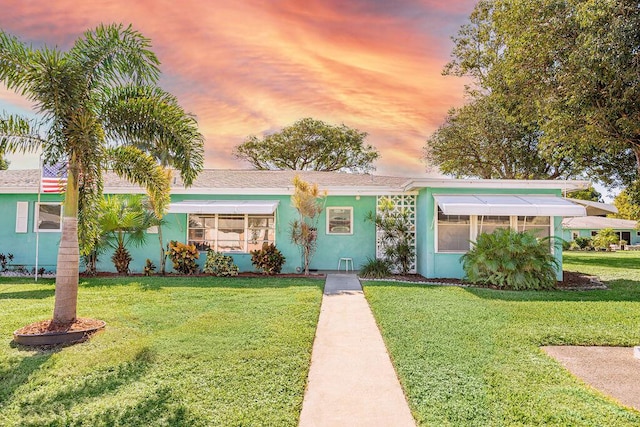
[0,169,589,279]
[562,216,640,246]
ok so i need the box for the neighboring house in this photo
[0,169,590,279]
[562,216,640,246]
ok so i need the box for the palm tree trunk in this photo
[53,217,79,324]
[52,159,80,325]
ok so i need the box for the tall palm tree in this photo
[0,24,204,326]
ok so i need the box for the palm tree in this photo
[0,24,204,326]
[99,195,153,275]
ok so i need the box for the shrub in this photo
[144,259,156,276]
[0,253,14,271]
[250,243,286,275]
[461,228,558,290]
[592,228,619,251]
[204,250,239,277]
[168,241,199,275]
[359,257,392,279]
[574,236,592,250]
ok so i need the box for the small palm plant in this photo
[462,228,558,290]
[99,195,153,275]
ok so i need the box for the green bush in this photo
[204,250,239,276]
[250,243,286,275]
[359,257,392,279]
[168,241,199,275]
[574,236,592,250]
[461,228,558,290]
[592,228,619,251]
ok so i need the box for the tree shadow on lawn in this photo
[363,279,640,303]
[80,275,325,291]
[565,253,640,269]
[0,288,55,300]
[0,345,58,407]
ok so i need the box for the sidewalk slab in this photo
[299,274,415,427]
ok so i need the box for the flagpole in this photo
[35,155,42,282]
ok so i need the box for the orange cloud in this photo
[0,0,476,176]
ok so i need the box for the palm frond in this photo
[0,113,45,153]
[71,23,160,91]
[100,84,204,186]
[0,30,33,92]
[107,145,171,215]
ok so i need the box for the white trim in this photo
[34,202,62,232]
[326,207,354,235]
[169,200,279,215]
[405,178,589,192]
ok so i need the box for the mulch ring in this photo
[370,271,606,291]
[14,318,105,335]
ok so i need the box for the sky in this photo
[0,0,477,177]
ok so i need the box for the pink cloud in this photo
[0,0,476,176]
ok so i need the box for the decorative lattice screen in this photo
[376,195,417,273]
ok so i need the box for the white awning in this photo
[434,195,586,217]
[565,198,618,216]
[168,200,279,215]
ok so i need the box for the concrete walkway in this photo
[299,274,415,427]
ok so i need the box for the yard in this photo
[364,251,640,426]
[0,276,323,426]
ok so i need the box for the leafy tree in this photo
[290,175,325,275]
[424,95,575,179]
[567,187,603,203]
[0,24,203,326]
[611,189,640,221]
[234,117,379,173]
[444,0,640,190]
[99,195,153,274]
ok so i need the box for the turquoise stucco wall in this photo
[0,193,64,272]
[0,192,377,274]
[416,187,565,280]
[129,194,377,273]
[562,228,640,245]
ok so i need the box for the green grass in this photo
[364,252,640,426]
[0,276,323,426]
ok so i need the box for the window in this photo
[437,208,471,252]
[477,215,510,236]
[327,207,353,235]
[35,203,62,232]
[436,207,553,253]
[188,213,275,252]
[572,231,579,240]
[516,216,551,240]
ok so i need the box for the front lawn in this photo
[0,276,323,426]
[364,253,640,426]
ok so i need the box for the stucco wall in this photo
[416,187,565,280]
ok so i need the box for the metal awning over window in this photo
[168,200,279,215]
[434,195,586,217]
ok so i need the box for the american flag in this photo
[41,162,68,193]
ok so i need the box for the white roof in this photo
[168,200,279,215]
[434,195,587,216]
[566,198,618,216]
[562,216,638,230]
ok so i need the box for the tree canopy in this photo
[428,0,640,187]
[234,117,379,173]
[0,24,204,325]
[424,94,575,179]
